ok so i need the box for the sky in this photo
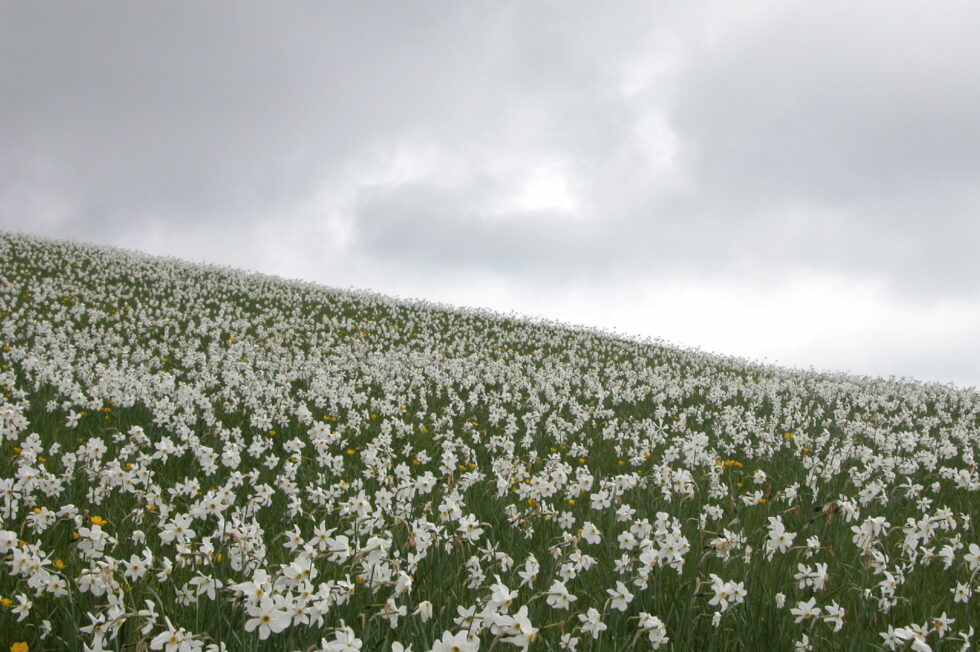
[2,1,979,388]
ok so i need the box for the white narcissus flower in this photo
[606,581,634,611]
[13,593,32,622]
[244,595,291,640]
[546,580,577,610]
[414,600,434,622]
[457,514,485,543]
[638,613,669,649]
[931,612,954,637]
[708,574,731,612]
[319,621,362,651]
[823,601,845,632]
[791,598,821,624]
[965,543,980,571]
[149,617,199,652]
[580,522,601,545]
[578,608,607,639]
[952,582,972,603]
[429,630,480,652]
[0,530,18,553]
[499,605,538,650]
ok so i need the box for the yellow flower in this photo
[0,597,12,607]
[90,515,107,526]
[346,449,356,456]
[53,559,66,570]
[10,642,29,652]
[567,499,576,505]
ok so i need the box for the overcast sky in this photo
[2,1,978,388]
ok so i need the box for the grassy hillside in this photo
[0,231,977,651]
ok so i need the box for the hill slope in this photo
[0,231,978,650]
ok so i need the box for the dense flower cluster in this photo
[0,232,977,650]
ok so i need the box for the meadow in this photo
[0,231,977,651]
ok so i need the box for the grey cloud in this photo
[352,181,599,280]
[663,1,980,292]
[0,2,517,235]
[672,2,980,201]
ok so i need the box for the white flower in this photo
[546,580,577,610]
[965,543,980,571]
[606,581,634,612]
[414,600,434,622]
[823,601,845,632]
[319,620,362,651]
[429,630,479,652]
[498,605,538,650]
[244,595,291,640]
[13,593,32,622]
[931,612,954,637]
[791,598,821,624]
[638,613,669,649]
[952,582,972,603]
[578,608,607,639]
[879,625,904,651]
[149,618,199,651]
[707,574,743,612]
[580,522,601,545]
[457,514,485,543]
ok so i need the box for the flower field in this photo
[0,231,978,651]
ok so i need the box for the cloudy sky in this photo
[2,1,979,387]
